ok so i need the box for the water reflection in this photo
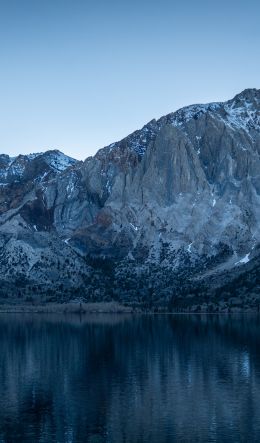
[0,314,259,442]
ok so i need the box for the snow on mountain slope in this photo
[99,88,259,159]
[0,150,78,184]
[0,89,259,309]
[43,150,78,172]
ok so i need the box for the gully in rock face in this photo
[0,89,259,311]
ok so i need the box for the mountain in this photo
[0,89,260,311]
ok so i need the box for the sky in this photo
[0,0,259,160]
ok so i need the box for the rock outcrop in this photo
[0,89,260,310]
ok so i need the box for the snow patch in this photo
[187,243,193,253]
[130,223,139,231]
[235,253,250,266]
[66,178,75,196]
[45,151,77,172]
[223,98,260,135]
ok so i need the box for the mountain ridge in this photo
[0,88,259,311]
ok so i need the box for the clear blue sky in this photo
[0,0,259,160]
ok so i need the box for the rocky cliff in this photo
[0,89,260,311]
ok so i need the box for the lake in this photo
[0,313,259,442]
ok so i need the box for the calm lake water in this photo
[0,314,259,442]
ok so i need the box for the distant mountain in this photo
[0,89,260,311]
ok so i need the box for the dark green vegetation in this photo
[1,244,259,313]
[0,90,260,310]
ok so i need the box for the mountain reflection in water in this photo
[0,314,259,442]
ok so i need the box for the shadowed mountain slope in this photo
[0,89,259,310]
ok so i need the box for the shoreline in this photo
[0,302,133,314]
[0,301,258,314]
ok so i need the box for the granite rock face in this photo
[0,89,260,308]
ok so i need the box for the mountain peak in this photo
[0,89,259,309]
[230,88,260,106]
[97,88,259,160]
[0,149,78,185]
[40,149,78,172]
